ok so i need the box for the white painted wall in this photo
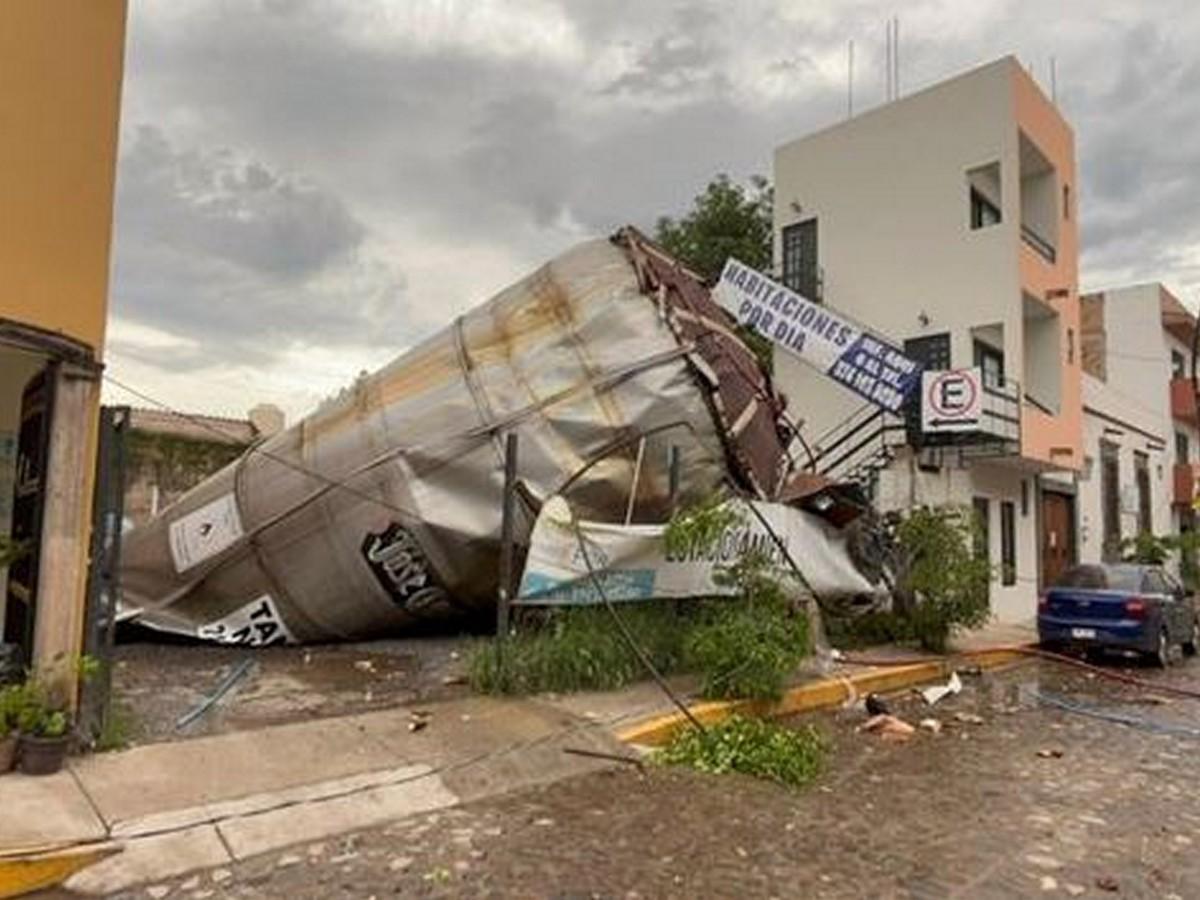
[773,57,1021,443]
[876,451,1039,624]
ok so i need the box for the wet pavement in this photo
[108,634,475,746]
[54,654,1200,898]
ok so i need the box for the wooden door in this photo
[1041,491,1075,589]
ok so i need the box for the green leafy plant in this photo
[655,174,774,283]
[894,506,992,652]
[655,714,826,788]
[1121,531,1172,565]
[684,551,809,701]
[468,604,699,695]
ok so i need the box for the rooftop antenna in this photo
[847,39,855,117]
[893,17,900,98]
[884,20,892,102]
[1050,56,1058,103]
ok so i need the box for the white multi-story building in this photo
[772,57,1081,623]
[1074,284,1199,566]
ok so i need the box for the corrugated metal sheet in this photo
[119,229,795,643]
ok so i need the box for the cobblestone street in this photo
[57,657,1200,899]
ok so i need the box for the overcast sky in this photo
[103,0,1200,422]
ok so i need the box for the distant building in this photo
[0,1,127,685]
[124,406,285,527]
[772,57,1080,623]
[1074,284,1198,564]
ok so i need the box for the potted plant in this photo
[13,679,73,776]
[0,685,18,773]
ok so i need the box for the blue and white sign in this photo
[714,258,922,413]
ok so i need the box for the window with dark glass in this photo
[1135,451,1151,536]
[1101,442,1120,561]
[1000,501,1016,586]
[781,219,819,300]
[973,340,1005,387]
[970,188,1001,229]
[1178,432,1190,464]
[1172,350,1187,379]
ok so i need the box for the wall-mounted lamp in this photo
[789,200,804,216]
[917,311,930,328]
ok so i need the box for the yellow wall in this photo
[0,0,128,354]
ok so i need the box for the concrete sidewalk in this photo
[0,693,651,895]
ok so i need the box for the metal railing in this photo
[1020,224,1057,263]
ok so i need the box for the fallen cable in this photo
[175,658,257,730]
[1033,689,1200,738]
[566,505,707,735]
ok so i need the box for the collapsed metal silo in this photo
[119,228,796,644]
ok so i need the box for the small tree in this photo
[655,174,773,283]
[894,506,992,652]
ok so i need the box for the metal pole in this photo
[668,445,681,514]
[496,432,518,644]
[625,437,646,526]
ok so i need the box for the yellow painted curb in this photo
[0,843,122,899]
[617,646,1029,747]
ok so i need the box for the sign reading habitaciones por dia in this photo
[714,258,922,413]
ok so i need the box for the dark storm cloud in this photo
[111,0,1200,395]
[111,126,405,370]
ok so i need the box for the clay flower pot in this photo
[18,732,70,776]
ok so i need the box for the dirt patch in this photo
[108,633,478,747]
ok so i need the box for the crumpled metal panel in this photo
[120,230,795,643]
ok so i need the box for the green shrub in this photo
[824,609,912,649]
[894,506,992,652]
[469,604,695,695]
[684,592,808,701]
[655,714,826,788]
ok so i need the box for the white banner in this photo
[713,258,921,413]
[515,496,878,605]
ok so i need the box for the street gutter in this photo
[617,645,1032,747]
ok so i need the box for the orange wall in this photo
[1013,66,1082,471]
[0,0,128,355]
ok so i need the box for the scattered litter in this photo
[389,856,414,873]
[1039,875,1058,892]
[353,659,376,673]
[954,712,984,725]
[276,854,302,869]
[918,718,942,734]
[921,671,962,706]
[860,714,915,742]
[1095,874,1119,892]
[146,886,170,899]
[1064,884,1086,897]
[408,710,431,733]
[1036,748,1065,759]
[958,665,983,677]
[1128,694,1170,706]
[865,694,891,716]
[210,869,232,884]
[441,674,467,686]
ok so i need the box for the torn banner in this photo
[120,229,797,644]
[517,496,879,605]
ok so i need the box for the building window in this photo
[1063,184,1071,220]
[973,340,1004,387]
[1135,451,1151,536]
[905,333,952,371]
[781,219,819,300]
[973,497,991,562]
[967,162,1002,230]
[1101,442,1120,561]
[1000,501,1016,586]
[1178,431,1190,465]
[1172,350,1187,379]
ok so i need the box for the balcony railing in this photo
[1171,376,1198,423]
[1020,224,1057,263]
[1174,462,1200,506]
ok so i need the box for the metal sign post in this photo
[496,432,519,649]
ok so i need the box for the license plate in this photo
[1071,627,1097,640]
